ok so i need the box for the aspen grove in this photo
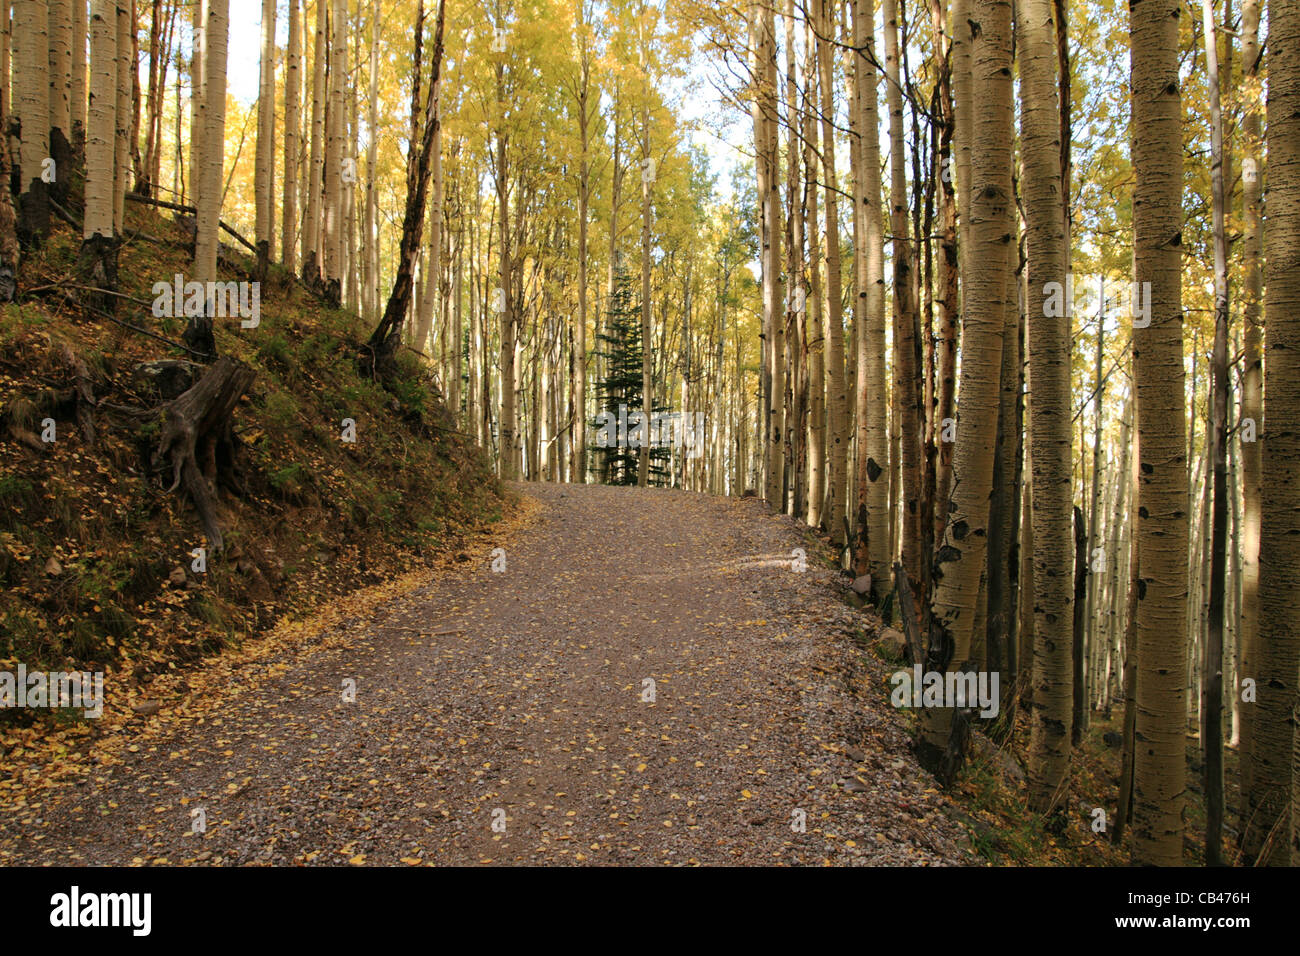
[3,0,1300,872]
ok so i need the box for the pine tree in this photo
[593,267,670,487]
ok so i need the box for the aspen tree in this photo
[304,0,326,274]
[884,0,922,591]
[1199,0,1229,867]
[802,12,825,530]
[781,0,802,514]
[937,0,973,527]
[918,0,1012,774]
[1259,0,1300,867]
[1237,0,1262,836]
[467,204,482,440]
[816,0,847,546]
[748,7,767,497]
[14,0,50,241]
[344,31,359,312]
[568,2,595,484]
[83,0,117,243]
[414,85,443,354]
[1129,0,1189,866]
[0,4,13,288]
[494,20,516,479]
[140,0,162,194]
[1019,0,1073,809]
[2,2,10,138]
[1114,421,1142,843]
[985,196,1020,681]
[360,0,378,318]
[71,0,88,136]
[638,5,657,489]
[1102,398,1132,708]
[283,0,302,272]
[47,0,72,159]
[928,0,958,557]
[191,0,229,318]
[255,0,277,270]
[366,0,445,374]
[112,0,131,233]
[851,0,888,597]
[70,0,117,315]
[127,0,140,188]
[452,191,464,419]
[323,0,347,282]
[188,0,207,207]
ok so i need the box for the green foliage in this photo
[263,391,301,431]
[269,462,309,499]
[0,474,36,519]
[591,266,672,486]
[257,332,294,373]
[0,174,504,692]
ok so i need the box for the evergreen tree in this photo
[592,265,670,487]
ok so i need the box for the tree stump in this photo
[300,251,340,308]
[130,360,205,401]
[152,357,255,554]
[17,168,50,248]
[61,345,98,447]
[48,127,75,207]
[74,233,119,316]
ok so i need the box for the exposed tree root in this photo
[152,357,256,554]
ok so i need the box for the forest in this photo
[0,0,1296,881]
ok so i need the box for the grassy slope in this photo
[0,202,504,710]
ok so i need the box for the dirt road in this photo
[0,483,971,865]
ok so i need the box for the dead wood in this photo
[152,356,256,554]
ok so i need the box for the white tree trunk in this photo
[83,0,116,239]
[193,0,230,285]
